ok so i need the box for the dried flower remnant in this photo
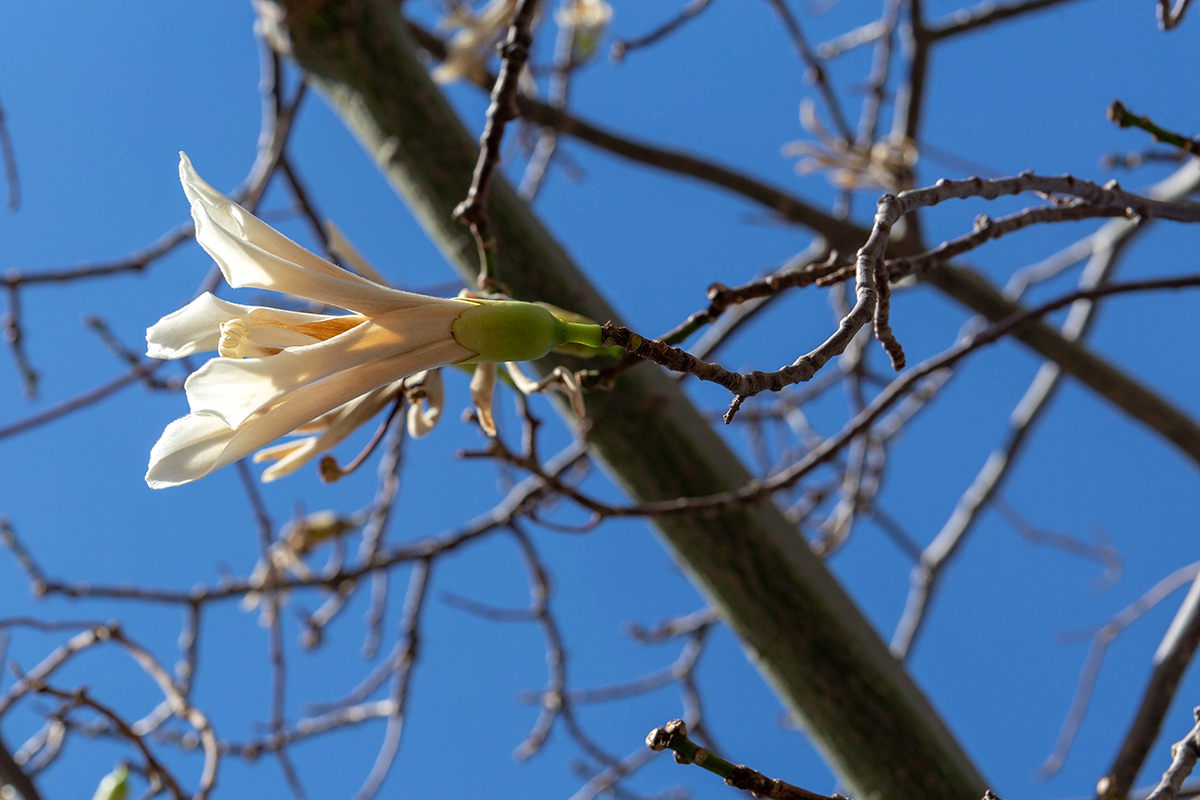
[556,0,613,62]
[145,154,601,488]
[433,0,524,83]
[784,99,917,191]
[242,510,365,623]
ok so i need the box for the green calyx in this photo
[451,299,603,364]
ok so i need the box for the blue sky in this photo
[1,1,1198,799]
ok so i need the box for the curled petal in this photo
[505,362,587,419]
[147,293,241,359]
[470,362,497,437]
[147,340,468,488]
[185,304,470,429]
[180,153,372,286]
[146,293,335,359]
[404,369,445,438]
[254,382,403,482]
[145,413,238,489]
[181,153,461,316]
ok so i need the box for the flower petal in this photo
[146,293,337,359]
[145,413,238,489]
[181,153,455,316]
[256,382,403,482]
[470,362,497,437]
[405,369,444,439]
[185,304,470,429]
[180,153,374,286]
[146,340,467,487]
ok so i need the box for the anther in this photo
[218,319,250,358]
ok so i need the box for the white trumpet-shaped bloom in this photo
[146,154,597,488]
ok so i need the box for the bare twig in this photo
[3,281,37,398]
[610,0,715,61]
[1143,713,1200,800]
[588,273,1200,517]
[36,684,186,800]
[1157,0,1194,29]
[350,559,431,800]
[0,360,166,443]
[0,734,42,800]
[453,0,543,290]
[1038,563,1200,780]
[2,221,194,287]
[817,19,888,59]
[0,518,47,596]
[1109,101,1200,157]
[994,499,1121,589]
[855,0,903,149]
[1103,572,1200,798]
[890,159,1200,659]
[0,92,19,211]
[646,719,843,800]
[359,413,407,658]
[518,0,577,201]
[925,0,1091,41]
[762,0,852,141]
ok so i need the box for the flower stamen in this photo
[219,318,284,359]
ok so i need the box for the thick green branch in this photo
[264,2,986,799]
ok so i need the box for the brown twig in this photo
[610,0,716,61]
[506,523,566,758]
[925,0,1091,41]
[0,356,166,443]
[646,719,846,800]
[0,734,42,800]
[994,499,1121,588]
[518,0,577,201]
[453,0,543,291]
[0,92,19,211]
[350,558,431,800]
[1109,101,1200,157]
[1157,0,1194,29]
[1143,713,1200,800]
[1038,563,1200,780]
[235,463,306,799]
[591,273,1200,517]
[36,684,186,800]
[3,221,194,287]
[1101,149,1186,171]
[1103,572,1200,798]
[278,153,334,255]
[3,280,37,398]
[854,0,903,149]
[359,413,407,658]
[0,517,47,596]
[608,174,1200,420]
[762,0,852,142]
[876,202,1134,284]
[888,164,1181,659]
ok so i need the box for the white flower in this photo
[146,154,599,488]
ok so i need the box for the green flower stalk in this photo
[453,299,602,362]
